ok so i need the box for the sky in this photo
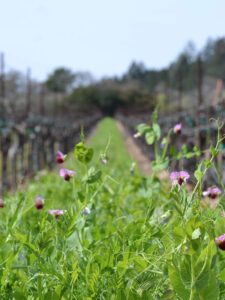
[0,0,225,81]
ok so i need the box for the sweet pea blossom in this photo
[49,209,66,219]
[215,234,225,250]
[35,196,44,210]
[82,207,91,215]
[56,151,66,164]
[102,158,107,164]
[133,133,140,139]
[173,123,182,134]
[59,168,76,181]
[170,171,190,186]
[0,199,4,208]
[203,187,222,199]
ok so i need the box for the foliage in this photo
[66,85,154,115]
[45,67,75,93]
[1,116,225,299]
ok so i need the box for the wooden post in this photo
[26,68,32,116]
[197,55,203,149]
[178,68,183,112]
[18,134,25,181]
[197,56,203,108]
[1,131,11,193]
[40,83,45,116]
[0,53,5,109]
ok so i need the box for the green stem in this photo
[189,255,195,300]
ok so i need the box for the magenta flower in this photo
[59,168,76,181]
[0,199,4,208]
[203,187,221,199]
[49,209,66,219]
[102,158,107,164]
[170,171,190,186]
[133,133,140,139]
[216,234,225,250]
[82,207,91,215]
[35,196,44,210]
[56,151,66,164]
[173,123,182,134]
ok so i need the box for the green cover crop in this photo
[1,117,225,299]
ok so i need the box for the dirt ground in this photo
[116,120,151,175]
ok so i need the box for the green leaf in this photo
[152,123,161,141]
[80,125,85,142]
[182,144,189,154]
[74,142,93,164]
[152,157,169,172]
[170,146,178,157]
[192,228,201,240]
[136,123,150,135]
[194,162,203,181]
[211,145,219,157]
[168,265,190,299]
[151,109,158,123]
[203,159,212,169]
[145,129,155,145]
[87,170,102,184]
[198,271,219,300]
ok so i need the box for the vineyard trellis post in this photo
[197,55,203,149]
[0,52,5,108]
[178,67,183,112]
[40,83,45,116]
[26,68,32,116]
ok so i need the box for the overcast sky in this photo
[0,0,225,81]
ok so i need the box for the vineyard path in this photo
[116,120,151,175]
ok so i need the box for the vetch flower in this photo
[216,234,225,250]
[82,207,91,215]
[56,151,66,164]
[59,168,76,181]
[102,158,107,164]
[173,123,182,134]
[133,133,140,139]
[170,171,190,186]
[0,199,4,208]
[203,187,221,199]
[49,209,66,219]
[35,196,44,210]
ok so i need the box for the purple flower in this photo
[56,151,65,164]
[35,196,44,210]
[170,171,190,186]
[102,158,107,164]
[173,123,182,134]
[82,207,91,215]
[133,133,140,139]
[49,209,66,219]
[59,168,76,181]
[216,234,225,250]
[0,199,4,208]
[203,187,221,199]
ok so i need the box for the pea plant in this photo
[0,116,225,299]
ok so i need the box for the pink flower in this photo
[173,123,182,134]
[56,151,65,164]
[133,133,140,139]
[170,171,190,186]
[59,168,76,181]
[49,209,66,219]
[35,196,44,210]
[216,234,225,250]
[102,158,107,164]
[203,187,221,199]
[0,199,4,208]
